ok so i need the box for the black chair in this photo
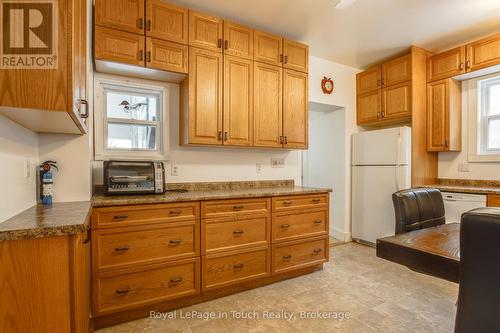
[392,188,445,234]
[455,208,500,333]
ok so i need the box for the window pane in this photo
[106,91,158,121]
[489,84,500,116]
[107,123,157,150]
[488,118,500,150]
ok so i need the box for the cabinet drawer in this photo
[94,26,145,67]
[94,221,199,272]
[95,258,200,315]
[273,209,328,243]
[201,198,270,219]
[146,37,188,73]
[272,194,328,212]
[92,202,199,229]
[202,246,270,290]
[272,237,328,274]
[203,216,270,255]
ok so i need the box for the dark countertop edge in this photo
[420,185,500,195]
[0,205,92,242]
[92,187,332,207]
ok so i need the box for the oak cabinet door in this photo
[146,38,188,73]
[283,69,308,149]
[283,39,309,73]
[356,66,381,95]
[254,62,283,148]
[223,21,254,59]
[95,0,144,34]
[382,81,412,120]
[189,11,223,52]
[254,31,283,66]
[95,26,145,67]
[71,0,88,130]
[146,0,188,44]
[382,54,412,87]
[427,46,466,82]
[427,79,461,152]
[223,55,254,146]
[188,47,223,145]
[356,91,381,125]
[467,33,500,72]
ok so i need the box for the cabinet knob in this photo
[169,210,182,216]
[313,248,322,254]
[224,40,229,50]
[284,55,288,64]
[281,224,290,229]
[312,198,321,203]
[169,277,183,286]
[283,136,288,145]
[233,229,244,236]
[314,220,322,224]
[169,239,182,245]
[233,263,244,269]
[466,60,471,70]
[113,214,129,221]
[280,54,283,63]
[282,254,292,260]
[146,51,151,62]
[114,246,130,252]
[459,63,464,71]
[115,287,131,295]
[224,131,228,142]
[377,111,381,119]
[218,131,222,141]
[283,201,292,206]
[138,50,143,61]
[146,19,152,32]
[233,205,244,211]
[217,38,222,48]
[137,18,143,30]
[381,111,385,118]
[78,99,89,118]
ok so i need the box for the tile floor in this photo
[97,242,458,333]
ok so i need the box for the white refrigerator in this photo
[351,126,411,245]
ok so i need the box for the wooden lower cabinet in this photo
[0,232,91,333]
[202,246,270,290]
[487,195,500,207]
[92,193,330,328]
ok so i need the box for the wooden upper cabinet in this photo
[254,31,283,66]
[223,21,254,59]
[356,66,381,95]
[382,81,412,120]
[189,11,223,52]
[427,79,461,152]
[223,55,254,146]
[254,62,283,148]
[146,38,188,73]
[283,39,308,73]
[95,26,145,67]
[357,91,381,125]
[466,33,500,72]
[188,47,223,145]
[427,46,466,82]
[146,0,188,44]
[95,0,144,34]
[382,54,412,87]
[283,69,308,149]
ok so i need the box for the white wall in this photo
[306,56,361,241]
[438,79,500,180]
[0,115,39,222]
[92,76,302,185]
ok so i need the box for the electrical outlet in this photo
[256,163,262,174]
[271,158,285,168]
[458,163,470,172]
[171,163,179,176]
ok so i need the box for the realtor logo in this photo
[1,0,58,69]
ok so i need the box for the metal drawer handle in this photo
[169,239,182,245]
[312,199,321,203]
[169,210,182,215]
[113,214,129,221]
[313,248,322,254]
[114,246,130,252]
[233,230,244,236]
[169,277,183,286]
[314,220,322,224]
[233,263,244,269]
[281,224,290,229]
[233,205,244,211]
[282,254,292,260]
[115,287,131,295]
[137,18,143,30]
[283,201,293,206]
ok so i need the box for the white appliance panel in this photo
[442,192,487,224]
[352,127,411,166]
[351,165,410,244]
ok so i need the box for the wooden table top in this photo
[376,223,460,282]
[378,223,460,261]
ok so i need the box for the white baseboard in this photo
[330,227,351,242]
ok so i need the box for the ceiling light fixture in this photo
[334,0,357,9]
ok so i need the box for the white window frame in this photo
[467,72,500,162]
[94,74,169,161]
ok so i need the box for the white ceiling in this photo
[167,0,500,69]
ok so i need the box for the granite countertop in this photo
[92,186,332,207]
[0,202,92,241]
[426,184,500,195]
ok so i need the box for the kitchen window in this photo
[94,76,168,160]
[467,73,500,162]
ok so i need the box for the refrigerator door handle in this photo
[395,131,402,190]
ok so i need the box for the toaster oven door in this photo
[105,161,156,195]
